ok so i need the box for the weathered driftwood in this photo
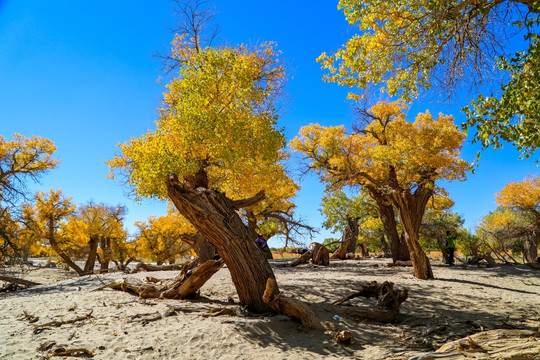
[107,259,224,299]
[130,262,185,273]
[0,275,41,287]
[262,278,327,330]
[49,345,94,358]
[30,311,93,334]
[328,281,408,323]
[409,329,540,360]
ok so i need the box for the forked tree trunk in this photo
[373,193,409,262]
[166,173,278,313]
[392,189,434,280]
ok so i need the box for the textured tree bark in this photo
[332,216,360,260]
[287,249,313,267]
[166,173,278,313]
[130,261,184,273]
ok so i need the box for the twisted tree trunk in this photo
[166,173,278,313]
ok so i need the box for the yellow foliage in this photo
[135,213,192,264]
[496,175,540,212]
[107,41,288,202]
[291,101,469,192]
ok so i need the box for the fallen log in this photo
[130,262,185,273]
[106,259,224,299]
[0,275,41,287]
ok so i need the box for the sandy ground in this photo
[1,258,539,359]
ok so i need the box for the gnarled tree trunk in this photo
[166,173,278,313]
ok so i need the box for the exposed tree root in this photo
[106,259,224,299]
[262,278,328,330]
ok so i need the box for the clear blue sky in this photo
[1,0,537,246]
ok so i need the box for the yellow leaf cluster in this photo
[291,101,469,192]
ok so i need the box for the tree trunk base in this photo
[106,259,223,299]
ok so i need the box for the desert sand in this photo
[1,258,539,359]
